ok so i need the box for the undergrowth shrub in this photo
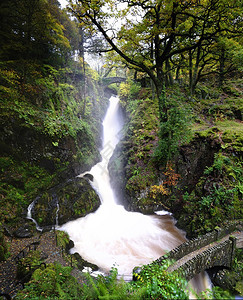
[179,152,242,236]
[15,263,82,300]
[154,91,192,165]
[79,264,189,300]
[132,262,188,300]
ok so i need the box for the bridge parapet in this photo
[168,237,236,281]
[100,77,126,86]
[154,221,242,266]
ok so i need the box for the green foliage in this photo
[15,263,82,300]
[0,62,94,141]
[0,0,75,66]
[0,157,54,224]
[232,249,243,296]
[119,81,141,107]
[132,262,188,300]
[154,90,193,164]
[196,286,234,299]
[77,264,188,300]
[233,249,243,275]
[79,267,135,299]
[119,82,131,103]
[180,153,242,236]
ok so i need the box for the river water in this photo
[59,96,211,295]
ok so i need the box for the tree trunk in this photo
[154,77,167,124]
[190,44,201,95]
[166,59,174,86]
[189,49,193,94]
[218,48,226,88]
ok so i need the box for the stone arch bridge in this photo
[152,222,243,281]
[100,77,126,87]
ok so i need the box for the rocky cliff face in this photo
[0,85,111,231]
[108,134,220,212]
[0,118,100,178]
[175,135,221,193]
[108,139,129,208]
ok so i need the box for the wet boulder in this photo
[73,252,99,272]
[31,177,100,227]
[13,222,35,238]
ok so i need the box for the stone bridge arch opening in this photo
[101,77,127,97]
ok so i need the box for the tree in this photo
[69,0,242,117]
[0,0,71,66]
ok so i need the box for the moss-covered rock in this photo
[212,268,243,296]
[177,152,242,237]
[0,228,9,261]
[16,250,44,282]
[73,252,99,272]
[176,135,221,193]
[32,177,100,227]
[0,116,100,177]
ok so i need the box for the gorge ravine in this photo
[58,95,211,296]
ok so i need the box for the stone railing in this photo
[154,221,242,265]
[167,236,236,281]
[152,221,242,281]
[100,77,126,86]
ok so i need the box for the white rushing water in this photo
[59,96,211,294]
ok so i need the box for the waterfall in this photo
[27,194,59,231]
[59,96,211,294]
[27,197,42,231]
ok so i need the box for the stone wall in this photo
[155,221,242,265]
[171,238,236,281]
[153,221,242,280]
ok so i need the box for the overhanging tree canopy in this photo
[69,0,242,100]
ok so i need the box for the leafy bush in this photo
[179,153,242,236]
[80,267,137,299]
[154,91,192,164]
[15,263,82,300]
[78,263,189,300]
[132,262,189,299]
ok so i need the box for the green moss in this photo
[124,95,160,194]
[56,230,70,248]
[194,126,220,137]
[216,120,243,151]
[179,153,242,236]
[193,119,243,152]
[0,157,55,224]
[17,250,43,280]
[73,201,86,215]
